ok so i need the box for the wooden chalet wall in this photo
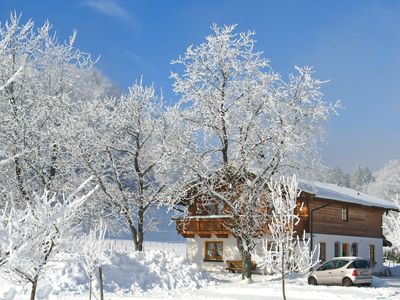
[297,192,385,238]
[177,190,386,239]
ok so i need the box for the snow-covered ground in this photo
[178,274,400,300]
[1,242,399,300]
[14,274,400,300]
[0,247,209,300]
[74,275,400,300]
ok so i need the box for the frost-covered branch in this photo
[0,12,115,207]
[170,24,338,280]
[72,80,175,251]
[0,65,23,91]
[72,224,110,300]
[383,175,400,248]
[0,179,97,300]
[254,176,317,300]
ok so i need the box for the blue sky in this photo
[1,0,399,172]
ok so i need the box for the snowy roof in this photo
[298,180,397,210]
[185,215,233,219]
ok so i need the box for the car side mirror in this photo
[309,267,314,272]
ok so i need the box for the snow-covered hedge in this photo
[0,250,214,299]
[100,250,213,294]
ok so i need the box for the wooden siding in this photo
[175,218,230,237]
[176,191,386,239]
[298,193,385,238]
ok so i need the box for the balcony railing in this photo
[174,214,306,239]
[174,216,232,237]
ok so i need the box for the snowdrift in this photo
[101,250,213,294]
[0,250,214,299]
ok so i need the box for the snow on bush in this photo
[0,250,214,298]
[102,250,213,294]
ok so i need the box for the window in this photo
[318,259,349,271]
[205,241,223,261]
[341,206,349,221]
[351,243,358,256]
[218,202,225,214]
[342,243,349,256]
[205,203,224,215]
[369,245,375,263]
[347,260,372,269]
[205,204,218,215]
[317,260,335,271]
[335,259,349,269]
[334,241,341,257]
[319,242,326,262]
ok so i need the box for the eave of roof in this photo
[298,180,397,210]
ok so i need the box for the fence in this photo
[104,239,187,258]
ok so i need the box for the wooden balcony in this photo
[174,216,232,238]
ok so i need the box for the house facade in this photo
[174,181,396,273]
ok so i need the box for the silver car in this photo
[308,257,373,287]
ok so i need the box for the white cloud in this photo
[83,0,134,26]
[122,49,153,72]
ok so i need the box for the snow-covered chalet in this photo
[174,181,396,273]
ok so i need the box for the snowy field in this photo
[105,275,400,300]
[1,241,400,300]
[6,273,399,300]
[50,274,400,300]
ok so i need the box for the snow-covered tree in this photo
[0,65,23,92]
[72,80,173,251]
[254,176,317,299]
[0,154,25,268]
[0,177,97,300]
[368,160,400,199]
[170,24,339,280]
[0,13,115,206]
[382,175,400,248]
[350,164,374,191]
[74,225,110,300]
[318,166,350,187]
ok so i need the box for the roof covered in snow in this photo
[298,180,397,210]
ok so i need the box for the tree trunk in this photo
[133,130,144,252]
[243,251,253,280]
[220,74,228,165]
[125,212,139,251]
[89,275,92,300]
[99,266,104,300]
[14,157,30,204]
[45,143,58,195]
[236,236,253,280]
[281,243,286,300]
[129,223,138,250]
[137,204,144,251]
[30,275,38,300]
[282,272,286,300]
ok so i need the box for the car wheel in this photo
[308,277,318,285]
[342,278,353,287]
